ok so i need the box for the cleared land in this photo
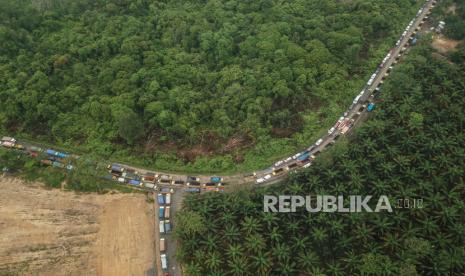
[432,36,460,53]
[0,177,155,276]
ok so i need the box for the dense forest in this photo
[174,37,465,274]
[0,0,424,172]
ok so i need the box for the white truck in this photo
[161,254,168,270]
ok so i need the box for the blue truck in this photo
[157,193,165,205]
[367,103,375,112]
[297,152,310,162]
[128,179,141,186]
[159,206,165,219]
[210,176,223,183]
[46,149,69,159]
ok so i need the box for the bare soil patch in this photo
[432,36,460,54]
[0,177,155,276]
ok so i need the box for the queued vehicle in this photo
[210,176,223,183]
[161,254,168,270]
[160,238,166,252]
[367,103,376,112]
[142,172,156,183]
[185,187,201,193]
[159,206,165,219]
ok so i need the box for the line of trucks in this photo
[254,0,436,184]
[108,163,225,193]
[158,188,172,274]
[1,137,73,170]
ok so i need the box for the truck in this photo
[29,146,42,152]
[40,159,52,166]
[160,187,173,194]
[1,137,16,143]
[157,193,165,205]
[108,164,124,173]
[297,153,311,162]
[367,103,375,112]
[46,149,68,159]
[272,167,285,176]
[187,176,200,183]
[164,220,171,233]
[128,179,141,186]
[160,254,168,270]
[144,182,156,189]
[164,206,170,219]
[159,206,165,219]
[185,187,201,193]
[160,238,166,252]
[52,161,64,168]
[159,220,165,234]
[142,172,156,183]
[1,141,15,148]
[165,193,171,205]
[210,176,223,183]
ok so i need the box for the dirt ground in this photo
[432,36,460,54]
[0,176,155,276]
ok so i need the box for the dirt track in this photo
[0,176,155,276]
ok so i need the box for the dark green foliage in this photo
[444,0,465,39]
[0,0,423,171]
[175,46,465,275]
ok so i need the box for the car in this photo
[264,174,272,180]
[328,127,336,134]
[274,160,284,167]
[315,138,323,146]
[256,178,265,184]
[292,153,301,159]
[284,157,292,162]
[303,162,312,168]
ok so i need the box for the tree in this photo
[118,111,144,145]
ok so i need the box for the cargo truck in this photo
[165,193,171,205]
[164,220,171,233]
[210,176,223,183]
[144,183,156,189]
[161,254,168,270]
[157,193,165,205]
[160,238,166,252]
[142,172,156,183]
[108,164,124,173]
[164,206,170,219]
[186,187,201,193]
[159,206,165,219]
[52,161,64,168]
[367,103,375,112]
[159,221,165,234]
[128,179,141,186]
